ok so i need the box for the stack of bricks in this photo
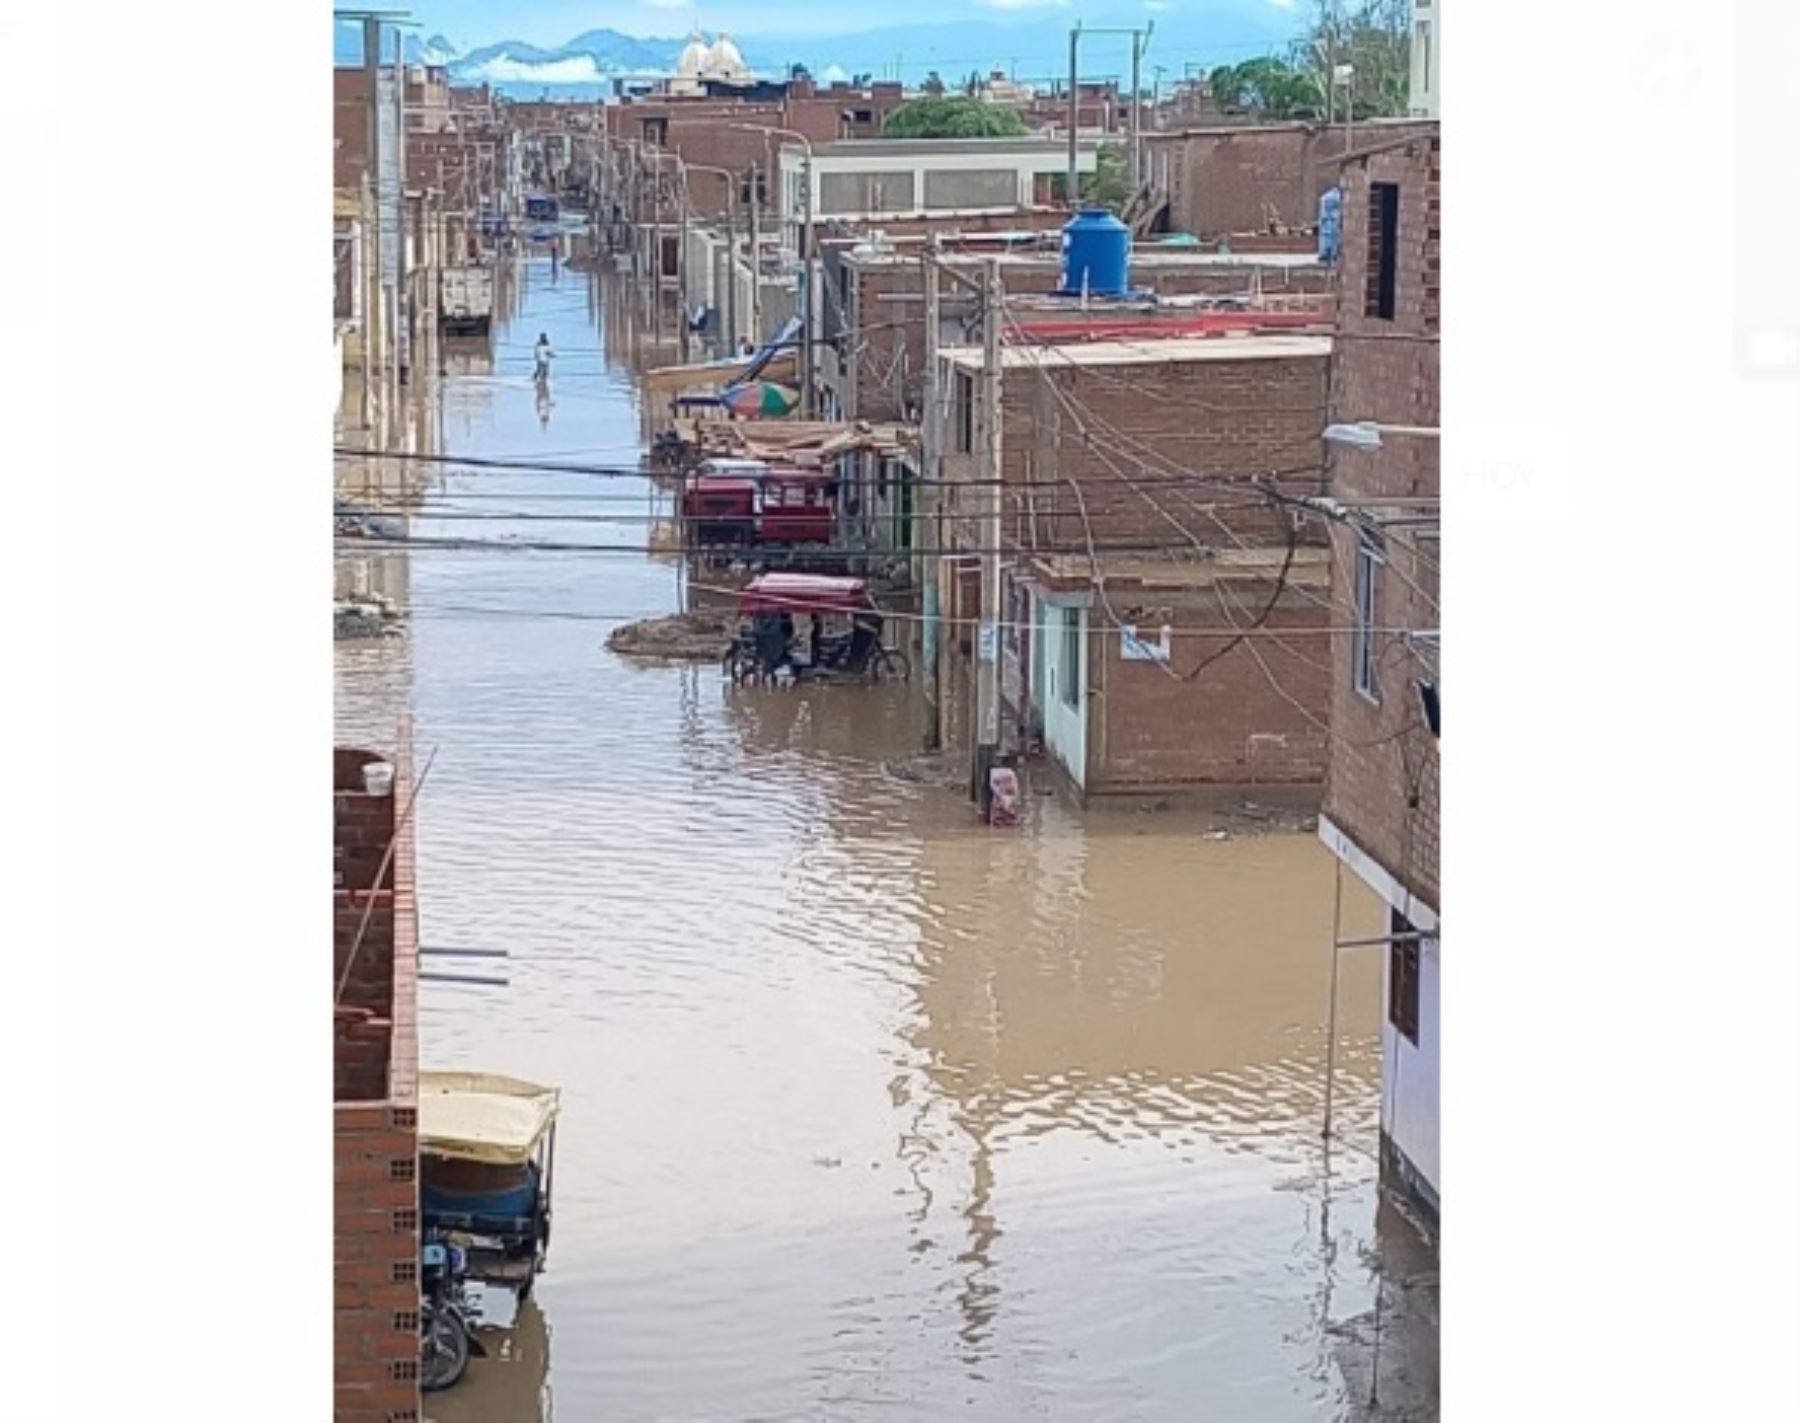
[334,736,421,1423]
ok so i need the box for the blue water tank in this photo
[1061,207,1131,297]
[1318,186,1343,265]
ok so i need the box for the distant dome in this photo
[709,32,748,79]
[676,32,710,77]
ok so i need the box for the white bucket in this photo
[362,761,395,796]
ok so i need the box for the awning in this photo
[674,419,919,467]
[419,1070,561,1166]
[740,573,873,615]
[643,352,798,394]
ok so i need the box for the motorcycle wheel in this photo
[421,1308,471,1393]
[872,648,911,683]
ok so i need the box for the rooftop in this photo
[795,137,1101,158]
[1028,547,1331,594]
[842,243,1324,272]
[943,333,1332,372]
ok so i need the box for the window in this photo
[1416,21,1432,94]
[1388,908,1421,1045]
[953,370,974,453]
[1353,534,1384,701]
[1365,182,1400,321]
[1060,609,1082,709]
[642,117,667,148]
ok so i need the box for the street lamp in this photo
[730,122,815,416]
[1322,421,1442,451]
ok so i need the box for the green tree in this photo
[922,70,946,97]
[1207,56,1324,119]
[1288,0,1412,120]
[1048,144,1133,212]
[881,97,1029,139]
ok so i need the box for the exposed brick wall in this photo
[929,347,1335,792]
[939,348,1331,551]
[335,738,421,1422]
[334,1102,423,1423]
[1149,121,1438,240]
[1094,596,1330,790]
[1320,130,1440,912]
[827,251,1332,426]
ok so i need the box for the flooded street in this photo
[337,253,1435,1421]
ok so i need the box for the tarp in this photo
[642,351,798,394]
[678,419,917,467]
[419,1070,560,1166]
[722,382,799,417]
[739,573,872,616]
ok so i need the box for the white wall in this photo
[779,146,1095,227]
[1038,600,1088,790]
[1381,934,1440,1201]
[1319,812,1440,1207]
[1409,0,1440,118]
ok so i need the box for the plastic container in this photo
[1060,208,1132,297]
[362,761,395,796]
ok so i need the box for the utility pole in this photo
[392,25,407,391]
[676,160,691,363]
[747,162,761,348]
[972,258,1004,812]
[1128,30,1142,194]
[359,171,375,432]
[361,16,384,437]
[799,145,816,417]
[920,239,943,750]
[724,178,738,354]
[1129,24,1153,196]
[1065,25,1081,206]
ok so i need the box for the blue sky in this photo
[384,0,1302,50]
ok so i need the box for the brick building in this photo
[598,81,913,222]
[934,330,1336,799]
[334,742,422,1423]
[1316,126,1440,1227]
[1146,120,1438,240]
[822,237,1332,429]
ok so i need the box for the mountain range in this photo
[333,9,1304,95]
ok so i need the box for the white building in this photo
[776,137,1097,245]
[1409,0,1439,117]
[668,31,752,97]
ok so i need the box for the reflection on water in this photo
[339,256,1418,1421]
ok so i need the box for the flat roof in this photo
[1029,547,1331,592]
[800,137,1099,158]
[944,334,1332,371]
[843,245,1323,271]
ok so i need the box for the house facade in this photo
[1318,127,1441,1226]
[934,330,1337,800]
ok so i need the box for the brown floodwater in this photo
[336,254,1426,1422]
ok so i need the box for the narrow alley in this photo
[335,252,1437,1421]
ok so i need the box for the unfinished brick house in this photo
[934,327,1337,801]
[1317,126,1441,1228]
[1145,120,1438,242]
[334,741,421,1423]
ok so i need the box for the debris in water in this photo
[607,610,735,662]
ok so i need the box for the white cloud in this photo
[1265,0,1298,8]
[462,53,610,84]
[644,0,689,8]
[821,64,851,83]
